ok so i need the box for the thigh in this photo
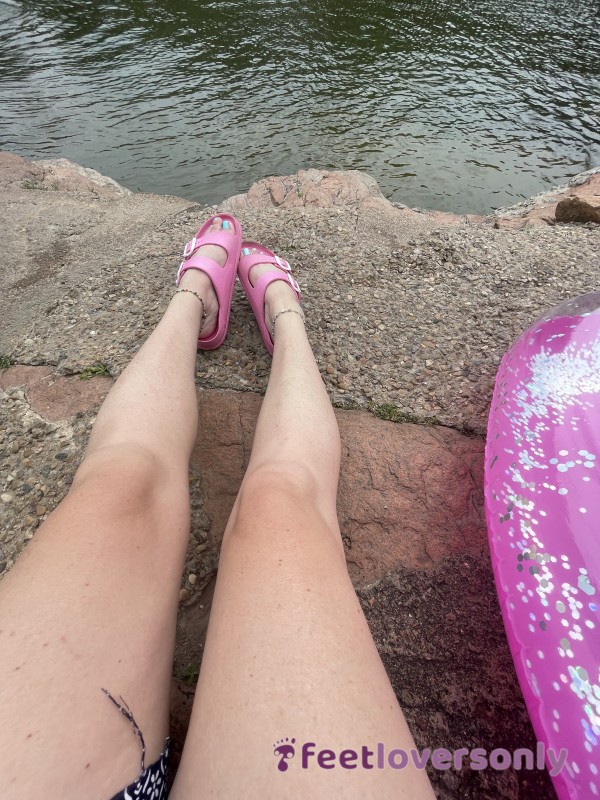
[172,476,435,799]
[0,470,188,800]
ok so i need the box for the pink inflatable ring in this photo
[485,292,600,800]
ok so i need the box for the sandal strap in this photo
[239,252,292,272]
[176,255,224,286]
[183,228,236,259]
[252,268,301,298]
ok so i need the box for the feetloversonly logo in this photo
[273,739,567,776]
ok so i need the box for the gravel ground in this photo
[0,386,87,571]
[2,197,598,435]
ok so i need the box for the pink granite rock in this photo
[0,150,130,197]
[0,365,112,420]
[222,167,478,228]
[192,389,486,586]
[0,152,44,190]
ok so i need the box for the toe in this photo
[210,215,235,235]
[194,215,234,267]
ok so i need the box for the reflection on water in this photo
[0,0,599,212]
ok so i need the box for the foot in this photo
[178,217,235,338]
[244,247,303,342]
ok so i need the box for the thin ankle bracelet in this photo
[173,288,208,332]
[271,307,305,338]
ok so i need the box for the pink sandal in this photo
[176,214,243,350]
[237,242,302,356]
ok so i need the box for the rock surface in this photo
[1,154,598,438]
[223,167,481,229]
[493,166,600,229]
[3,151,598,799]
[0,151,131,197]
[555,194,600,224]
[0,365,112,420]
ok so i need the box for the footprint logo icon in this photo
[274,737,296,772]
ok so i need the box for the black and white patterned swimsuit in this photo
[103,689,170,800]
[110,741,169,800]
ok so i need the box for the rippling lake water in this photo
[1,0,599,213]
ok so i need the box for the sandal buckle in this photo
[274,255,291,271]
[183,237,197,258]
[287,274,300,294]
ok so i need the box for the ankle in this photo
[270,307,306,339]
[179,268,210,294]
[177,269,219,337]
[173,288,208,329]
[264,282,301,325]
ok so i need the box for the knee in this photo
[239,461,318,511]
[226,461,343,555]
[233,460,339,536]
[70,443,181,516]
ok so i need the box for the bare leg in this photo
[0,219,234,799]
[173,258,435,798]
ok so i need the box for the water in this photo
[0,0,599,214]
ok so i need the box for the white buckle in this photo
[183,237,197,258]
[287,274,300,294]
[274,255,291,271]
[176,262,186,285]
